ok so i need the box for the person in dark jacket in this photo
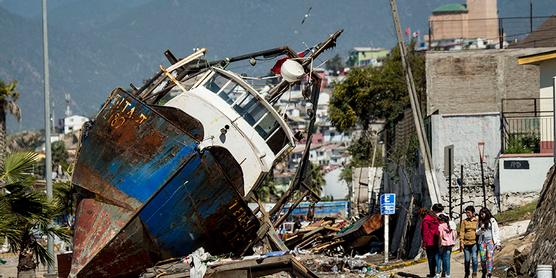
[421,203,444,277]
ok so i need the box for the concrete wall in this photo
[499,154,553,193]
[539,59,556,94]
[430,113,501,213]
[429,13,467,41]
[431,113,500,179]
[429,113,544,214]
[539,59,556,151]
[467,0,498,40]
[426,49,545,115]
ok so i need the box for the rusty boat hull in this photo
[69,88,259,277]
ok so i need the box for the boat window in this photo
[217,83,240,105]
[233,94,266,126]
[204,73,241,104]
[266,128,289,154]
[205,73,228,94]
[255,113,280,139]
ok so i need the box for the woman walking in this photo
[436,214,456,278]
[476,207,500,278]
[421,203,444,277]
[459,206,479,278]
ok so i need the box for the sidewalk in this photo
[389,251,500,278]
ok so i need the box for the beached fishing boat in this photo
[69,31,342,277]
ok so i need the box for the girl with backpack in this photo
[436,214,456,278]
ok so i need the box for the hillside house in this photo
[347,47,389,68]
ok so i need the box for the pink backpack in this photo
[439,223,456,246]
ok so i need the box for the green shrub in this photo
[505,134,540,154]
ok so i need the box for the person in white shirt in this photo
[476,207,500,278]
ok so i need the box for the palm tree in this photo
[308,162,325,197]
[0,152,70,277]
[256,169,280,202]
[54,180,74,227]
[0,80,22,164]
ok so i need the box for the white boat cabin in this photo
[162,67,295,196]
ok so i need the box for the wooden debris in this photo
[141,254,318,277]
[279,213,384,255]
[207,254,317,278]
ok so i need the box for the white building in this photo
[518,49,556,153]
[322,167,349,200]
[64,115,89,134]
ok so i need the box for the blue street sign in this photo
[380,193,396,215]
[381,205,395,215]
[380,193,396,205]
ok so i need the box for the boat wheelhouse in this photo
[160,66,295,195]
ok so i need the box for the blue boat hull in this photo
[70,89,259,277]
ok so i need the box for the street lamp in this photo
[42,0,54,274]
[478,142,486,208]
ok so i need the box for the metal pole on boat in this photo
[42,0,55,273]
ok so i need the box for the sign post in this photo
[444,145,454,218]
[384,214,389,263]
[380,193,396,264]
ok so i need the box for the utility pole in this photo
[530,0,533,33]
[553,77,555,164]
[389,0,440,204]
[42,0,54,274]
[368,136,378,213]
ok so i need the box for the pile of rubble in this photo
[284,214,383,256]
[139,249,319,278]
[139,249,386,278]
[283,218,348,253]
[298,254,381,275]
[139,213,387,277]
